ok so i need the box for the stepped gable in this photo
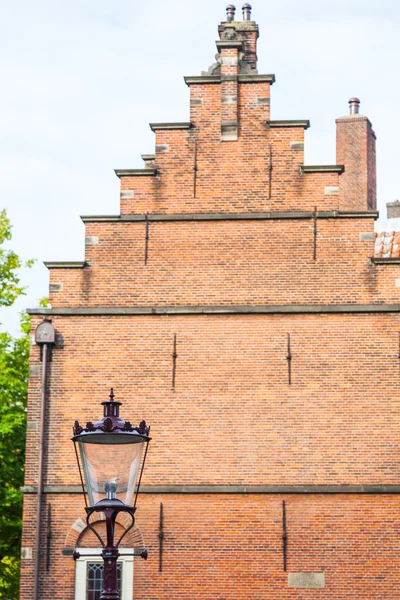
[115,4,352,216]
[41,5,389,311]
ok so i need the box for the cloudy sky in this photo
[1,0,400,334]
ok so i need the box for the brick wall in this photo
[21,493,400,599]
[22,314,400,490]
[21,8,396,600]
[48,217,400,308]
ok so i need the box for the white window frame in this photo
[74,548,134,600]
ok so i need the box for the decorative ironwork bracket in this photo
[286,334,292,385]
[73,549,148,561]
[82,500,140,599]
[193,138,198,198]
[159,502,164,572]
[144,214,150,265]
[172,334,178,390]
[313,206,318,261]
[73,419,149,437]
[282,500,288,572]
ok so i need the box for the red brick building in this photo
[21,4,400,599]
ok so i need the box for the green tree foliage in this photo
[0,210,34,598]
[0,315,30,599]
[0,209,34,307]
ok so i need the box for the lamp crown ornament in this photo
[73,389,150,437]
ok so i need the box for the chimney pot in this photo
[226,4,236,21]
[349,97,361,115]
[242,3,252,20]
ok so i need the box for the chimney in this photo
[239,4,258,70]
[349,97,360,115]
[336,98,377,211]
[215,5,260,141]
[226,4,236,22]
[242,3,252,20]
[218,4,259,72]
[387,200,400,219]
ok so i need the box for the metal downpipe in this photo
[33,342,49,600]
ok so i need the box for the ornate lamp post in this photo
[72,389,151,600]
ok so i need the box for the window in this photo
[87,562,122,600]
[74,549,133,600]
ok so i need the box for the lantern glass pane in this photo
[78,435,145,506]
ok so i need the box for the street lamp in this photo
[72,389,151,600]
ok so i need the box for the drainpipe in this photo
[33,320,56,600]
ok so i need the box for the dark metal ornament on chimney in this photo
[242,3,252,20]
[226,4,236,22]
[349,97,360,115]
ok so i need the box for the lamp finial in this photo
[109,388,115,402]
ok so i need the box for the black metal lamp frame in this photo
[72,389,150,600]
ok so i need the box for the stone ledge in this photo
[184,74,276,86]
[301,165,345,174]
[149,122,192,132]
[115,169,157,178]
[81,215,122,222]
[339,211,379,219]
[238,74,276,84]
[80,210,379,223]
[215,40,243,51]
[26,303,400,317]
[21,486,83,494]
[44,261,89,270]
[21,484,400,495]
[267,120,310,129]
[184,75,221,85]
[371,258,400,265]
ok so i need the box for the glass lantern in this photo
[72,389,151,508]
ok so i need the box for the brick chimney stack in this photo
[215,5,260,140]
[218,4,259,71]
[336,98,377,211]
[387,200,400,219]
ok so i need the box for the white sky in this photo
[1,0,400,334]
